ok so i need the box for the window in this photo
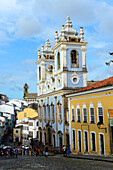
[77,108,81,122]
[16,130,18,133]
[71,107,75,122]
[78,130,81,152]
[43,105,46,121]
[72,129,75,150]
[57,52,60,70]
[98,107,103,124]
[29,122,33,126]
[29,131,33,138]
[84,131,88,152]
[47,105,50,120]
[24,113,27,117]
[83,108,87,123]
[71,50,78,68]
[91,132,96,152]
[39,66,41,80]
[90,108,95,123]
[51,104,54,120]
[58,104,62,120]
[99,133,104,154]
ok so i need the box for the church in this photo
[36,16,88,147]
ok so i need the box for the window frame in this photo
[71,105,75,122]
[72,129,76,151]
[77,107,81,122]
[90,131,96,152]
[84,130,88,152]
[77,130,82,152]
[57,52,60,70]
[90,107,95,123]
[83,105,87,123]
[70,50,79,68]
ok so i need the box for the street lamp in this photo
[97,122,107,133]
[105,52,113,66]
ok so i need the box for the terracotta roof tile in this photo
[71,76,113,94]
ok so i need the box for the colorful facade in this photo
[37,16,88,147]
[18,108,38,120]
[13,128,21,143]
[67,76,113,156]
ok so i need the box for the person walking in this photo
[13,147,15,157]
[15,147,18,158]
[45,146,48,159]
[10,148,13,157]
[63,145,66,157]
[67,147,70,157]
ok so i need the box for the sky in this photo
[0,0,113,100]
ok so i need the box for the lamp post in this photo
[105,53,113,66]
[97,122,107,133]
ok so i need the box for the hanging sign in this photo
[110,119,113,126]
[108,109,113,118]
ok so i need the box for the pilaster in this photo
[55,96,58,146]
[41,100,44,143]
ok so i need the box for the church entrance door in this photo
[48,128,51,146]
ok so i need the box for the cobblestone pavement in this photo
[0,155,113,170]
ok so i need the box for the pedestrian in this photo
[8,148,10,158]
[15,147,18,158]
[38,148,41,156]
[35,147,38,156]
[63,145,66,157]
[45,146,48,159]
[10,148,13,157]
[13,147,15,157]
[67,147,70,157]
[4,149,7,158]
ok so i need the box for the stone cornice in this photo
[54,70,87,76]
[37,88,78,100]
[36,58,54,65]
[53,41,88,50]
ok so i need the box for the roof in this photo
[25,93,37,99]
[29,116,38,120]
[18,108,38,120]
[69,76,113,95]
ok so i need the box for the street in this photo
[0,155,113,170]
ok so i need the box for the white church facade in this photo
[36,16,88,147]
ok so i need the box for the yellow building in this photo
[13,128,21,142]
[66,76,113,156]
[18,108,38,120]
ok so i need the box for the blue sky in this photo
[0,0,113,100]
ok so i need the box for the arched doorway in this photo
[59,137,62,147]
[48,128,51,146]
[66,134,69,147]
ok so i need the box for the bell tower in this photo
[53,16,88,90]
[23,83,29,99]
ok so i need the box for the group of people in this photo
[0,147,18,158]
[62,145,70,157]
[0,145,69,159]
[35,146,48,159]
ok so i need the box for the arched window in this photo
[71,50,79,68]
[57,52,60,70]
[39,67,41,80]
[51,103,54,120]
[71,105,75,122]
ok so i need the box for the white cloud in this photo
[15,16,43,38]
